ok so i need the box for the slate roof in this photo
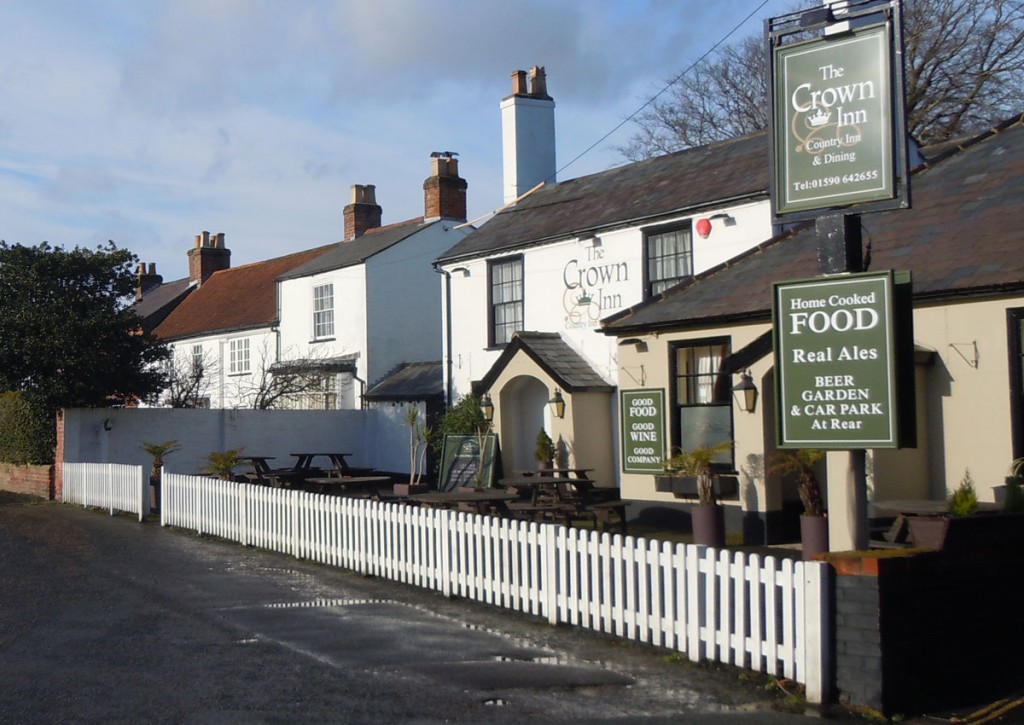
[278,218,433,280]
[436,132,769,263]
[153,245,335,340]
[478,332,614,393]
[131,276,192,333]
[364,361,443,401]
[601,114,1024,335]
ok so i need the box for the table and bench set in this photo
[237,457,628,534]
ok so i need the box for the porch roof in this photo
[477,332,614,394]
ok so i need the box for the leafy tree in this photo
[620,0,1024,159]
[0,241,169,457]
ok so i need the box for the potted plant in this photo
[202,448,244,481]
[663,441,732,548]
[534,428,556,470]
[141,439,181,513]
[906,470,977,550]
[1001,458,1024,511]
[768,448,827,559]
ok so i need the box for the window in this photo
[671,338,733,468]
[313,283,335,339]
[645,224,693,297]
[191,345,204,376]
[229,338,250,374]
[489,256,523,346]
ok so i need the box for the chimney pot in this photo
[512,70,528,95]
[528,66,548,98]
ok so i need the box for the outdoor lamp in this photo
[733,371,758,414]
[548,389,566,419]
[480,393,494,422]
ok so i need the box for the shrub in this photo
[0,391,53,465]
[948,470,979,517]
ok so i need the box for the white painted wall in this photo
[166,327,277,409]
[278,221,470,402]
[62,407,413,477]
[441,200,773,400]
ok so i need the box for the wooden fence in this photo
[62,462,147,521]
[61,464,831,702]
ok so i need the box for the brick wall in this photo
[0,462,54,499]
[828,520,1024,717]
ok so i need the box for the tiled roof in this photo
[436,132,769,263]
[153,245,334,340]
[478,332,614,393]
[602,114,1024,334]
[364,361,443,401]
[278,218,431,280]
[131,277,192,333]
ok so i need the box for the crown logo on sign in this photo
[808,108,831,127]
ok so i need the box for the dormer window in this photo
[645,223,693,298]
[313,283,335,339]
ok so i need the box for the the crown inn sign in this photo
[771,21,900,218]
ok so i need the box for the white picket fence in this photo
[62,462,148,521]
[60,464,831,702]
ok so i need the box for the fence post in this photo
[544,524,558,625]
[239,484,249,547]
[802,561,833,704]
[138,465,146,522]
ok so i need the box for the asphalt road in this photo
[0,495,825,723]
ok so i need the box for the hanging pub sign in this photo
[767,1,909,221]
[620,389,666,473]
[773,271,915,449]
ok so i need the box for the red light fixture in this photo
[695,218,712,238]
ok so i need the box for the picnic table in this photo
[237,456,305,487]
[498,472,627,533]
[290,452,375,477]
[411,489,520,516]
[304,475,392,497]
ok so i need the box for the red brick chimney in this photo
[134,262,163,301]
[187,231,230,286]
[423,154,467,222]
[344,185,382,240]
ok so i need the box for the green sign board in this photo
[772,23,895,216]
[620,389,666,473]
[774,271,914,449]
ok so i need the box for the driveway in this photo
[1,495,828,723]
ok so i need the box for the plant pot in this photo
[149,483,160,514]
[800,514,828,560]
[536,460,553,471]
[691,504,725,548]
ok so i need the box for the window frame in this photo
[668,336,735,471]
[312,282,335,340]
[229,337,250,375]
[487,255,524,347]
[643,222,694,298]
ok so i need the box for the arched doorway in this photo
[497,375,549,473]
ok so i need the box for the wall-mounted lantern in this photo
[548,389,565,419]
[480,393,494,422]
[733,371,759,414]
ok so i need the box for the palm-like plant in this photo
[665,440,733,505]
[202,448,244,480]
[141,440,181,487]
[768,449,826,517]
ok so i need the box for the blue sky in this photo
[0,1,793,280]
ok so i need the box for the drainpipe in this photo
[435,264,455,408]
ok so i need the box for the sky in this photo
[0,0,794,281]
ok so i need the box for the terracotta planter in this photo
[800,514,828,560]
[691,504,725,548]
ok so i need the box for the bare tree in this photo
[232,342,340,410]
[161,347,216,408]
[620,0,1024,160]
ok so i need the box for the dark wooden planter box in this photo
[654,474,738,500]
[907,511,1024,551]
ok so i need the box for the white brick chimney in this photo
[500,66,556,205]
